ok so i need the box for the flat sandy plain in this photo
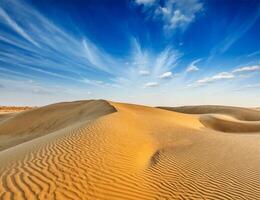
[1,100,260,199]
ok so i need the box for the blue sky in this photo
[0,0,259,106]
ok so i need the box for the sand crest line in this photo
[0,100,260,199]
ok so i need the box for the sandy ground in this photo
[0,106,33,114]
[0,100,260,199]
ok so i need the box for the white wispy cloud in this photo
[0,0,117,81]
[209,10,259,57]
[82,38,117,72]
[186,65,199,72]
[186,59,200,72]
[159,71,173,79]
[134,0,203,31]
[0,0,183,94]
[0,77,67,96]
[247,50,260,57]
[112,38,180,88]
[232,65,260,73]
[194,64,259,86]
[197,72,234,84]
[0,67,35,79]
[135,0,156,6]
[81,79,105,87]
[144,82,159,88]
[0,7,39,47]
[152,47,180,75]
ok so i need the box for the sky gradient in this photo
[0,0,259,106]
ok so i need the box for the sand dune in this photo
[159,105,260,121]
[200,114,260,133]
[0,100,116,151]
[0,113,15,123]
[1,101,260,199]
[159,105,260,133]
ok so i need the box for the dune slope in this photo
[0,100,116,151]
[160,105,260,133]
[0,101,260,199]
[200,114,260,133]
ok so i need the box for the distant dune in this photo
[159,105,260,133]
[159,105,260,121]
[1,101,260,199]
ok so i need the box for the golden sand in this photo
[0,100,260,199]
[0,106,33,114]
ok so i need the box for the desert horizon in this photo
[1,0,260,199]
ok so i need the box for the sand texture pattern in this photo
[1,101,260,199]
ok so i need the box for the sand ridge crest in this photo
[0,99,116,151]
[0,101,260,199]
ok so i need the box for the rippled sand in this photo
[1,100,260,199]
